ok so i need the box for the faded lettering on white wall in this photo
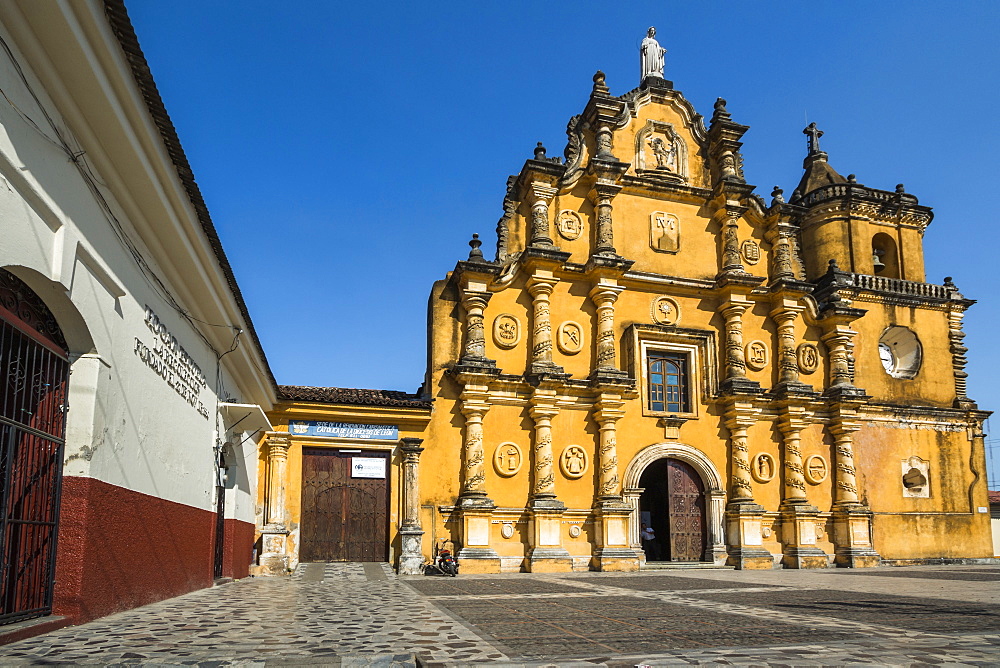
[134,306,209,419]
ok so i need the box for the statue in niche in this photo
[640,27,666,81]
[649,136,677,171]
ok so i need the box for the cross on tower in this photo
[803,122,824,154]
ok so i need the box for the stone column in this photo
[589,281,624,374]
[727,421,754,503]
[593,396,624,500]
[527,183,557,248]
[460,289,491,362]
[258,431,291,575]
[831,428,860,506]
[591,183,619,255]
[460,404,489,499]
[771,307,801,386]
[721,301,749,381]
[721,211,744,272]
[528,273,561,375]
[529,404,558,500]
[398,438,425,575]
[821,327,856,389]
[779,420,808,505]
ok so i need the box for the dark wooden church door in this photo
[665,459,705,561]
[300,448,388,562]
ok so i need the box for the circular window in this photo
[878,326,921,379]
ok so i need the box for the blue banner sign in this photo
[288,420,398,440]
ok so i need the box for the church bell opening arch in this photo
[622,443,727,564]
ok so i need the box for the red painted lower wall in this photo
[53,477,252,624]
[222,518,255,579]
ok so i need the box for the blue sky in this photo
[125,2,1000,485]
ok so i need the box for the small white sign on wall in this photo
[351,457,386,479]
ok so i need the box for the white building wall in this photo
[0,2,270,522]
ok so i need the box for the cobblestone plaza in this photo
[0,564,996,666]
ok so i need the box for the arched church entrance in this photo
[639,458,706,562]
[0,269,70,623]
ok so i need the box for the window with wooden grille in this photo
[647,351,689,413]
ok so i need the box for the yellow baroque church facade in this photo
[256,65,992,574]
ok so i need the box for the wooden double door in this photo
[639,458,706,562]
[300,448,388,562]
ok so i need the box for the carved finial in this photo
[533,142,547,160]
[943,276,955,287]
[468,233,485,262]
[895,183,905,193]
[827,258,839,273]
[592,69,610,96]
[847,174,857,183]
[771,186,785,205]
[711,97,731,123]
[803,123,824,154]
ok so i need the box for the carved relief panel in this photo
[650,212,680,253]
[797,343,819,374]
[745,340,768,371]
[494,442,523,477]
[651,296,680,326]
[493,314,520,349]
[556,321,583,355]
[560,445,588,479]
[804,455,828,484]
[741,239,761,265]
[556,210,583,241]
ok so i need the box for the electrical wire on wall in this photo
[0,28,250,478]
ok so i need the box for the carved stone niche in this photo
[901,456,930,498]
[634,120,688,183]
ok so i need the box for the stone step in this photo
[641,561,731,570]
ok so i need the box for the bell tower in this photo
[791,124,933,282]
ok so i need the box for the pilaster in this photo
[828,416,880,567]
[258,431,291,575]
[526,387,570,572]
[587,279,631,384]
[723,405,773,569]
[527,272,565,377]
[455,382,501,572]
[527,182,558,248]
[777,411,829,568]
[398,438,426,575]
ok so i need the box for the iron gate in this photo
[0,269,69,624]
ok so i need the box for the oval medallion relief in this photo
[493,442,523,477]
[805,455,829,484]
[557,321,583,355]
[797,343,819,374]
[751,453,776,483]
[493,314,520,349]
[651,296,680,326]
[500,523,515,539]
[560,445,589,479]
[745,340,768,371]
[557,210,583,241]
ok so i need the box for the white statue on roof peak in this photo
[640,27,666,82]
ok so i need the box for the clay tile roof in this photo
[988,490,1000,505]
[277,385,432,408]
